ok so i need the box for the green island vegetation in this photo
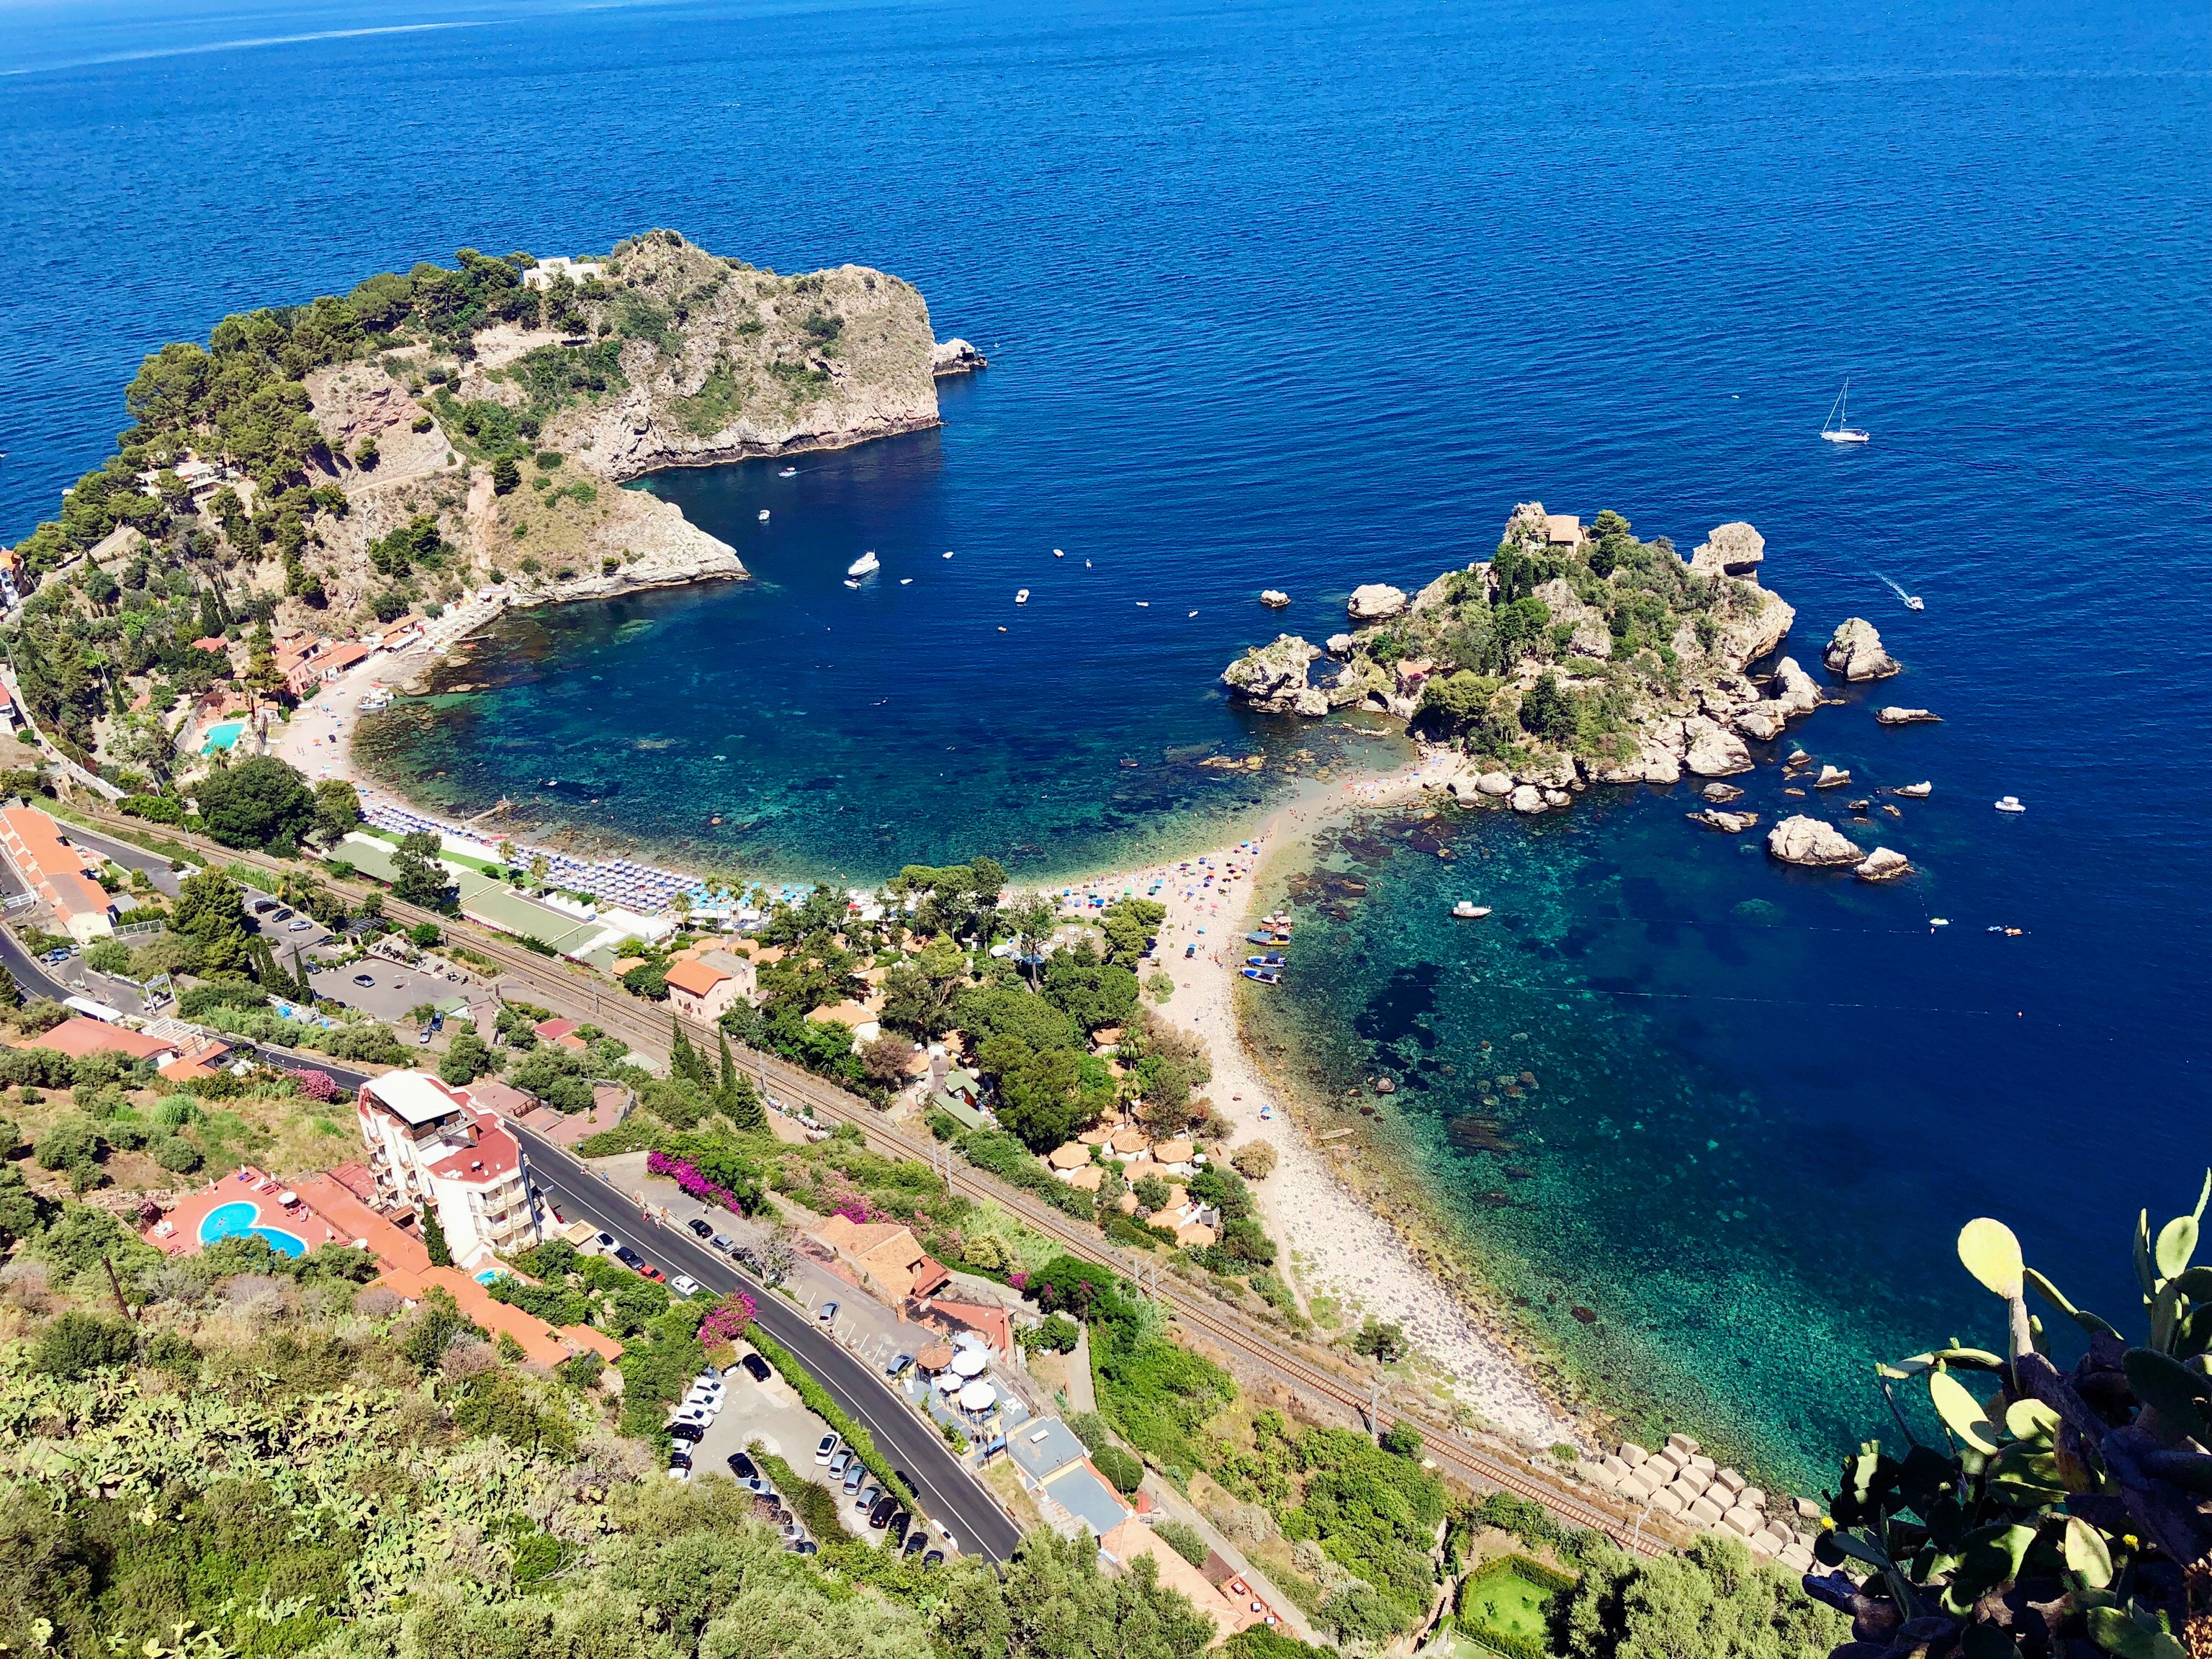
[1323,503,1784,773]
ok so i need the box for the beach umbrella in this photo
[952,1347,989,1377]
[957,1380,996,1412]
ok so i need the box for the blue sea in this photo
[6,0,2208,1488]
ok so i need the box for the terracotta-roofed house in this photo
[1068,1165,1104,1192]
[1100,1517,1264,1640]
[1152,1138,1196,1171]
[354,1070,542,1270]
[664,956,745,1023]
[0,806,117,944]
[19,1017,178,1066]
[1545,513,1586,549]
[531,1017,588,1053]
[1047,1143,1092,1172]
[810,1213,950,1300]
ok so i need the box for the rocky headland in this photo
[1222,502,1850,813]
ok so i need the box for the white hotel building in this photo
[354,1071,541,1269]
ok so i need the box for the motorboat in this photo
[1994,796,2026,814]
[1820,379,1871,444]
[1241,966,1281,984]
[1244,930,1287,946]
[1246,953,1287,968]
[1451,901,1491,919]
[1015,589,1029,604]
[899,577,913,585]
[848,551,880,578]
[778,467,797,477]
[758,510,770,522]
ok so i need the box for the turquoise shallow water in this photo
[6,0,2208,1491]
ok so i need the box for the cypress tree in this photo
[670,1017,708,1088]
[421,1204,453,1267]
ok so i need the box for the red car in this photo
[639,1264,665,1282]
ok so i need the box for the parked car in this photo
[352,973,374,987]
[684,1218,713,1239]
[739,1353,772,1383]
[669,1274,701,1298]
[884,1352,914,1378]
[683,1383,724,1411]
[710,1233,737,1254]
[614,1246,645,1270]
[727,1452,757,1480]
[666,1464,692,1483]
[868,1496,899,1530]
[902,1532,927,1557]
[270,907,293,922]
[594,1232,619,1254]
[795,1540,818,1556]
[827,1451,853,1480]
[842,1465,868,1496]
[667,1449,692,1469]
[252,899,279,914]
[923,1551,944,1568]
[853,1484,881,1513]
[670,1406,711,1429]
[288,918,313,932]
[816,1301,839,1325]
[639,1264,664,1282]
[885,1511,909,1545]
[668,1421,705,1443]
[814,1434,841,1465]
[40,948,71,965]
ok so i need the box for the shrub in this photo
[1092,1443,1144,1494]
[1229,1140,1278,1181]
[1380,1419,1424,1457]
[31,1310,136,1379]
[150,1136,204,1174]
[1155,1519,1210,1569]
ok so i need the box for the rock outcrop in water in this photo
[1220,634,1328,716]
[1347,583,1408,622]
[1766,815,1863,866]
[931,338,986,376]
[1823,617,1901,681]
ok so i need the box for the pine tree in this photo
[421,1203,453,1267]
[0,966,20,1009]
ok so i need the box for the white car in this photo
[669,1405,711,1429]
[670,1274,701,1299]
[682,1389,723,1416]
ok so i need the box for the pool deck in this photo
[145,1165,621,1368]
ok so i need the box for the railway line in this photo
[69,801,1670,1555]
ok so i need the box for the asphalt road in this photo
[513,1124,1023,1564]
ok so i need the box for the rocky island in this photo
[1223,502,1837,811]
[10,229,960,634]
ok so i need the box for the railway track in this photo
[75,803,1669,1554]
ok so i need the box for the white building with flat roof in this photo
[354,1070,540,1269]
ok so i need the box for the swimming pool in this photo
[200,719,246,753]
[199,1200,307,1257]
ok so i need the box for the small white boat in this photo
[1821,379,1871,444]
[1188,610,1199,618]
[1135,601,1149,608]
[899,577,913,585]
[943,550,954,559]
[1995,796,2026,814]
[1015,588,1030,604]
[758,510,770,522]
[1451,901,1491,920]
[842,579,860,589]
[848,550,879,577]
[1053,548,1064,557]
[1929,917,1951,927]
[1905,595,1925,611]
[778,467,797,477]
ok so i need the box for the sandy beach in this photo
[1051,748,1578,1450]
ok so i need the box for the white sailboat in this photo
[846,550,880,578]
[1821,379,1871,444]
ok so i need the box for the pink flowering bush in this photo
[286,1067,338,1102]
[699,1292,755,1344]
[647,1150,752,1217]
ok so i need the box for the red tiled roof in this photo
[663,958,731,998]
[19,1017,175,1062]
[426,1120,521,1186]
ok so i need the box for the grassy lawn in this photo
[1457,1555,1571,1658]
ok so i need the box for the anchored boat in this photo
[1821,379,1871,444]
[848,551,880,578]
[1451,901,1491,919]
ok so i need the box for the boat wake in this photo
[1874,572,1924,611]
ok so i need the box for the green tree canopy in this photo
[193,755,314,850]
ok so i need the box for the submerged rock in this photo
[1767,815,1862,867]
[1220,634,1327,716]
[1854,847,1912,882]
[1347,583,1408,622]
[1701,782,1745,804]
[1824,617,1901,681]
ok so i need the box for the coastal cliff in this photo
[5,230,958,642]
[1223,503,1815,809]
